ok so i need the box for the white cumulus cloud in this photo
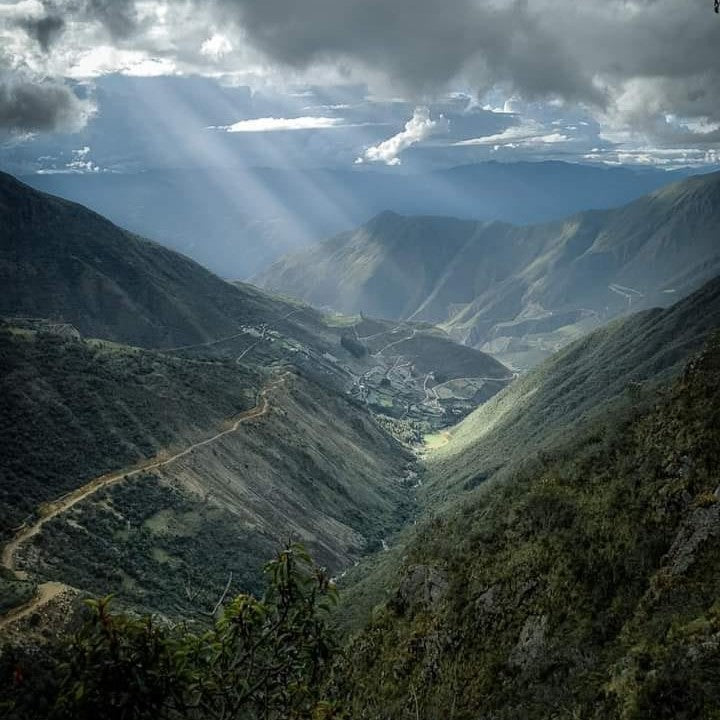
[356,106,448,166]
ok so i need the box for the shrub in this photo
[0,544,341,720]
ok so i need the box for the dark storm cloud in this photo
[83,0,138,39]
[28,0,139,39]
[0,78,91,133]
[17,13,65,52]
[201,0,719,146]
[210,0,602,104]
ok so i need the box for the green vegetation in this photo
[0,324,258,538]
[0,322,417,616]
[339,334,367,358]
[260,171,720,369]
[424,274,720,503]
[0,545,340,720]
[4,168,720,719]
[34,475,276,617]
[330,336,720,719]
[0,570,34,616]
[388,333,508,383]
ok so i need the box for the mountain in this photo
[333,273,720,629]
[332,275,720,718]
[424,273,720,500]
[0,320,416,620]
[259,170,720,370]
[22,162,691,279]
[0,173,509,623]
[0,171,295,350]
[0,171,508,410]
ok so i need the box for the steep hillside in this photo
[0,323,413,619]
[425,273,720,499]
[332,295,720,719]
[0,175,512,628]
[0,321,258,538]
[332,274,720,642]
[0,172,295,349]
[260,171,720,369]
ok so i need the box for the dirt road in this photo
[0,373,289,628]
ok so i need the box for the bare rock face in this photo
[665,502,720,576]
[509,614,549,669]
[394,564,448,614]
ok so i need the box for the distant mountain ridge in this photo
[259,170,720,368]
[22,161,693,278]
[0,170,508,417]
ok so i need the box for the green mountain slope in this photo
[425,274,720,500]
[0,172,292,349]
[332,281,720,719]
[0,321,258,538]
[259,171,720,369]
[331,275,720,633]
[0,322,413,618]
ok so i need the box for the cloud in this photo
[64,47,177,78]
[454,121,570,147]
[218,116,346,132]
[356,106,448,165]
[82,0,138,39]
[583,146,720,168]
[0,0,718,161]
[62,144,102,172]
[200,33,233,60]
[17,12,65,51]
[205,0,719,150]
[210,0,599,104]
[0,77,94,133]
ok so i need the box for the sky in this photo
[1,0,719,174]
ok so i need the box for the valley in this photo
[0,161,718,720]
[0,173,514,633]
[331,279,720,719]
[2,3,720,717]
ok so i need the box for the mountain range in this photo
[259,170,720,369]
[23,162,692,279]
[334,274,720,718]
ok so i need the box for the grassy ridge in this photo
[424,274,720,502]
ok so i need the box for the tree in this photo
[1,544,341,720]
[340,335,367,358]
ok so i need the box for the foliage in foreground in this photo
[0,545,340,720]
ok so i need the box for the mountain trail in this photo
[0,582,69,632]
[0,373,290,629]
